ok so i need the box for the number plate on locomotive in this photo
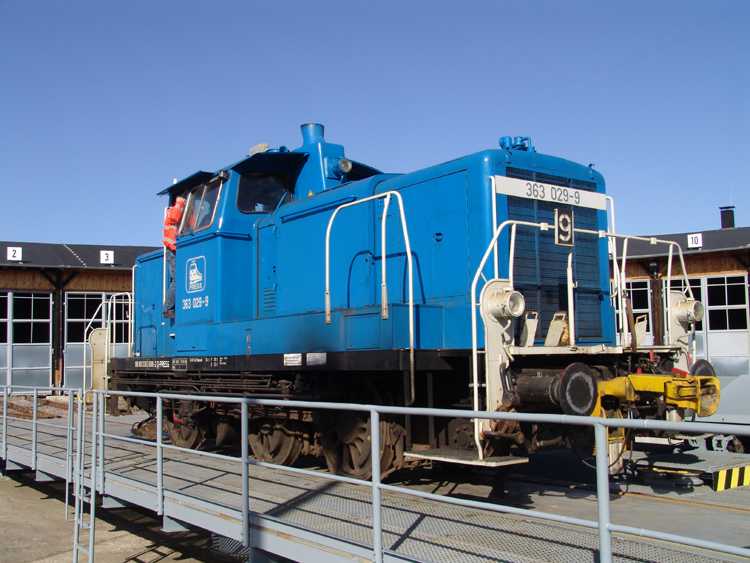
[493,175,607,210]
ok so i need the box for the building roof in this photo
[1,242,159,270]
[614,227,750,259]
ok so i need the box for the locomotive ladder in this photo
[324,191,416,403]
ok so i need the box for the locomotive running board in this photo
[508,344,623,355]
[404,449,528,467]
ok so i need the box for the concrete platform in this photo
[0,471,214,563]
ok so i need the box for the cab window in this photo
[237,172,292,214]
[180,179,222,235]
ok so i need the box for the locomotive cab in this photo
[136,126,382,358]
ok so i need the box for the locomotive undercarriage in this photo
[111,347,719,479]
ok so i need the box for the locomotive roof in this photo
[614,226,750,258]
[0,241,158,270]
[157,151,310,198]
[158,151,381,199]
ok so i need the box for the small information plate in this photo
[100,250,114,264]
[307,352,327,366]
[284,353,303,367]
[6,247,22,261]
[687,233,703,249]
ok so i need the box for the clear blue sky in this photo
[1,0,748,246]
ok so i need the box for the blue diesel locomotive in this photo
[112,124,719,478]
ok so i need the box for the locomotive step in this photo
[631,449,750,491]
[404,449,528,467]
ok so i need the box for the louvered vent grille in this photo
[262,287,276,313]
[504,168,603,340]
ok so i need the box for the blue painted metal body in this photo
[133,126,612,360]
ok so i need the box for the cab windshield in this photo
[237,172,292,214]
[180,178,222,235]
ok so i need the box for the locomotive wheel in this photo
[319,378,395,480]
[248,419,302,466]
[690,359,716,377]
[321,413,394,480]
[165,416,206,449]
[165,400,207,449]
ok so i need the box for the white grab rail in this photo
[470,220,694,458]
[324,191,415,401]
[84,293,133,390]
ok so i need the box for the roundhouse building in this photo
[612,207,749,423]
[1,242,157,390]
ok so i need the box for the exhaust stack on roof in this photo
[300,123,325,145]
[720,206,735,229]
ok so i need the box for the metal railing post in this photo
[66,393,74,481]
[72,392,85,562]
[64,392,75,521]
[98,393,105,493]
[32,388,38,471]
[88,391,98,563]
[157,397,164,515]
[73,393,84,523]
[241,401,249,548]
[594,423,612,563]
[2,386,7,461]
[371,408,383,563]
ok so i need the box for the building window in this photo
[614,280,652,333]
[65,294,104,343]
[65,293,131,344]
[706,275,748,331]
[107,295,131,344]
[0,292,7,344]
[12,294,51,344]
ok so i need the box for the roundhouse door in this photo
[9,292,53,388]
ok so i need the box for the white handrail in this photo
[567,249,576,347]
[605,195,616,235]
[381,194,391,320]
[105,293,133,366]
[84,293,133,391]
[131,265,138,357]
[666,244,674,345]
[470,219,540,459]
[620,237,629,341]
[324,191,415,401]
[83,302,106,391]
[490,176,499,278]
[470,221,695,459]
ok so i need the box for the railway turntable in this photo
[2,393,750,563]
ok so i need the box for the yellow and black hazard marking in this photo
[712,465,750,491]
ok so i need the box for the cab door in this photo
[257,219,278,317]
